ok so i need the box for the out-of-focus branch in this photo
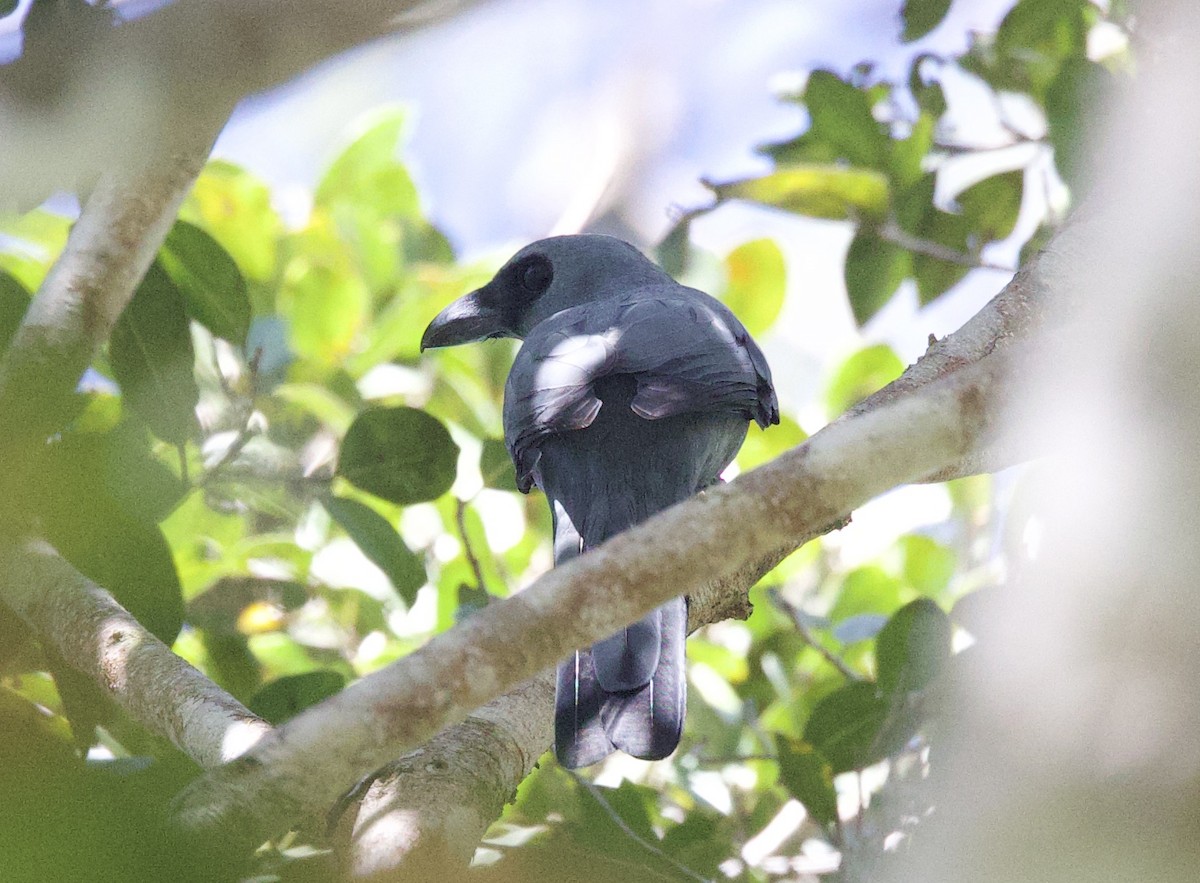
[0,539,271,769]
[0,144,217,450]
[0,0,485,209]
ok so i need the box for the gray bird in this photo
[421,235,778,767]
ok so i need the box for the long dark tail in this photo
[550,500,687,769]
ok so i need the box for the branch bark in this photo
[0,539,270,768]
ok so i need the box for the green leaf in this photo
[736,414,806,471]
[824,344,905,417]
[901,535,957,595]
[277,223,370,365]
[480,437,518,492]
[0,1,20,17]
[875,598,952,693]
[323,495,426,605]
[182,160,282,284]
[1045,58,1110,191]
[775,735,838,825]
[804,71,889,168]
[248,671,346,724]
[802,681,892,774]
[38,425,185,526]
[844,234,911,326]
[901,0,953,42]
[957,170,1024,241]
[909,208,974,304]
[829,566,906,623]
[109,262,199,446]
[721,238,786,336]
[0,270,30,355]
[890,111,935,189]
[159,220,251,345]
[711,164,890,223]
[44,506,185,645]
[316,109,420,219]
[337,406,459,505]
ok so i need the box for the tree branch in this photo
[0,538,271,769]
[0,0,484,209]
[331,225,1066,874]
[170,313,1020,851]
[0,144,218,450]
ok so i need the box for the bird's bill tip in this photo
[419,289,505,351]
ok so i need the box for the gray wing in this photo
[503,286,779,492]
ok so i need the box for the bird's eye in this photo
[520,256,553,295]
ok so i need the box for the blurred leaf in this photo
[573,779,660,848]
[0,1,20,17]
[804,70,889,168]
[1046,57,1111,191]
[44,506,185,645]
[109,262,199,446]
[338,406,459,505]
[159,220,251,345]
[248,670,346,725]
[824,344,904,416]
[802,681,891,774]
[901,535,957,595]
[875,598,952,693]
[316,110,420,219]
[656,212,694,278]
[278,250,370,365]
[890,111,935,190]
[182,160,281,284]
[323,495,426,605]
[957,170,1024,241]
[38,424,185,526]
[737,414,805,471]
[901,0,952,42]
[828,566,906,622]
[711,164,890,223]
[0,270,29,355]
[188,578,307,634]
[910,209,974,304]
[844,234,910,326]
[480,438,518,492]
[776,735,838,825]
[722,238,786,336]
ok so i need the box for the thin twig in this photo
[198,405,259,488]
[454,497,487,593]
[878,220,1015,273]
[566,770,712,883]
[769,590,863,682]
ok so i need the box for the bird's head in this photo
[420,235,671,350]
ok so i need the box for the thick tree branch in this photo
[0,539,270,768]
[339,230,1067,874]
[171,327,1018,850]
[336,550,788,875]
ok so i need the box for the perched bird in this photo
[422,235,778,767]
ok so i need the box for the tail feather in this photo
[554,649,614,769]
[601,596,687,761]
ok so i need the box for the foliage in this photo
[0,1,1128,879]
